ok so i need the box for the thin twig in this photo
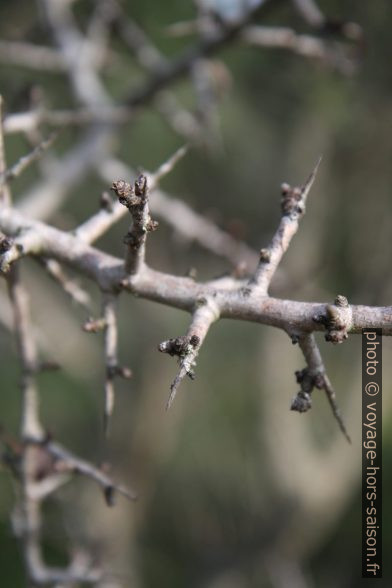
[39,258,91,309]
[111,174,157,274]
[0,133,58,184]
[124,0,277,107]
[25,436,137,504]
[1,108,47,584]
[76,146,188,244]
[0,40,67,71]
[108,146,190,274]
[96,156,259,270]
[251,157,322,294]
[109,0,204,142]
[291,0,325,28]
[241,26,357,73]
[102,294,118,436]
[159,297,220,409]
[3,106,132,134]
[0,96,11,206]
[297,333,351,442]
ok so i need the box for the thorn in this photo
[302,155,322,194]
[151,144,189,187]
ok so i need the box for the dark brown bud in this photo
[189,335,200,348]
[0,235,13,254]
[134,174,147,196]
[291,391,312,413]
[111,180,134,207]
[100,191,114,212]
[259,248,271,263]
[146,218,159,232]
[335,294,349,308]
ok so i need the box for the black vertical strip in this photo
[362,328,382,578]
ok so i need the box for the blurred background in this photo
[0,0,391,586]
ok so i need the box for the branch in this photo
[292,0,363,41]
[124,0,277,108]
[7,0,282,225]
[291,0,325,28]
[102,294,132,435]
[0,96,11,206]
[39,258,91,309]
[107,0,204,143]
[0,133,57,184]
[103,294,118,434]
[293,333,351,442]
[97,156,259,270]
[6,267,44,439]
[241,26,357,73]
[159,297,220,409]
[111,174,158,275]
[77,146,188,244]
[250,157,322,294]
[1,108,52,585]
[0,205,391,336]
[25,436,137,504]
[42,0,111,108]
[0,40,67,71]
[3,106,131,134]
[0,229,44,273]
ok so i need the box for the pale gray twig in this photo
[291,0,325,28]
[1,109,46,584]
[297,333,351,442]
[251,157,322,294]
[75,147,189,244]
[123,0,275,107]
[42,0,111,107]
[0,133,57,184]
[0,96,11,206]
[0,40,67,71]
[3,106,131,134]
[159,297,220,409]
[103,294,118,435]
[108,0,204,142]
[241,26,356,73]
[26,436,137,503]
[39,258,91,309]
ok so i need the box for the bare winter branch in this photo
[0,203,391,337]
[294,333,351,442]
[103,294,125,435]
[0,96,11,206]
[251,157,322,294]
[112,174,158,274]
[97,156,259,270]
[0,133,57,184]
[159,296,220,409]
[0,40,67,71]
[40,258,91,309]
[241,26,357,73]
[25,436,137,504]
[0,0,372,584]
